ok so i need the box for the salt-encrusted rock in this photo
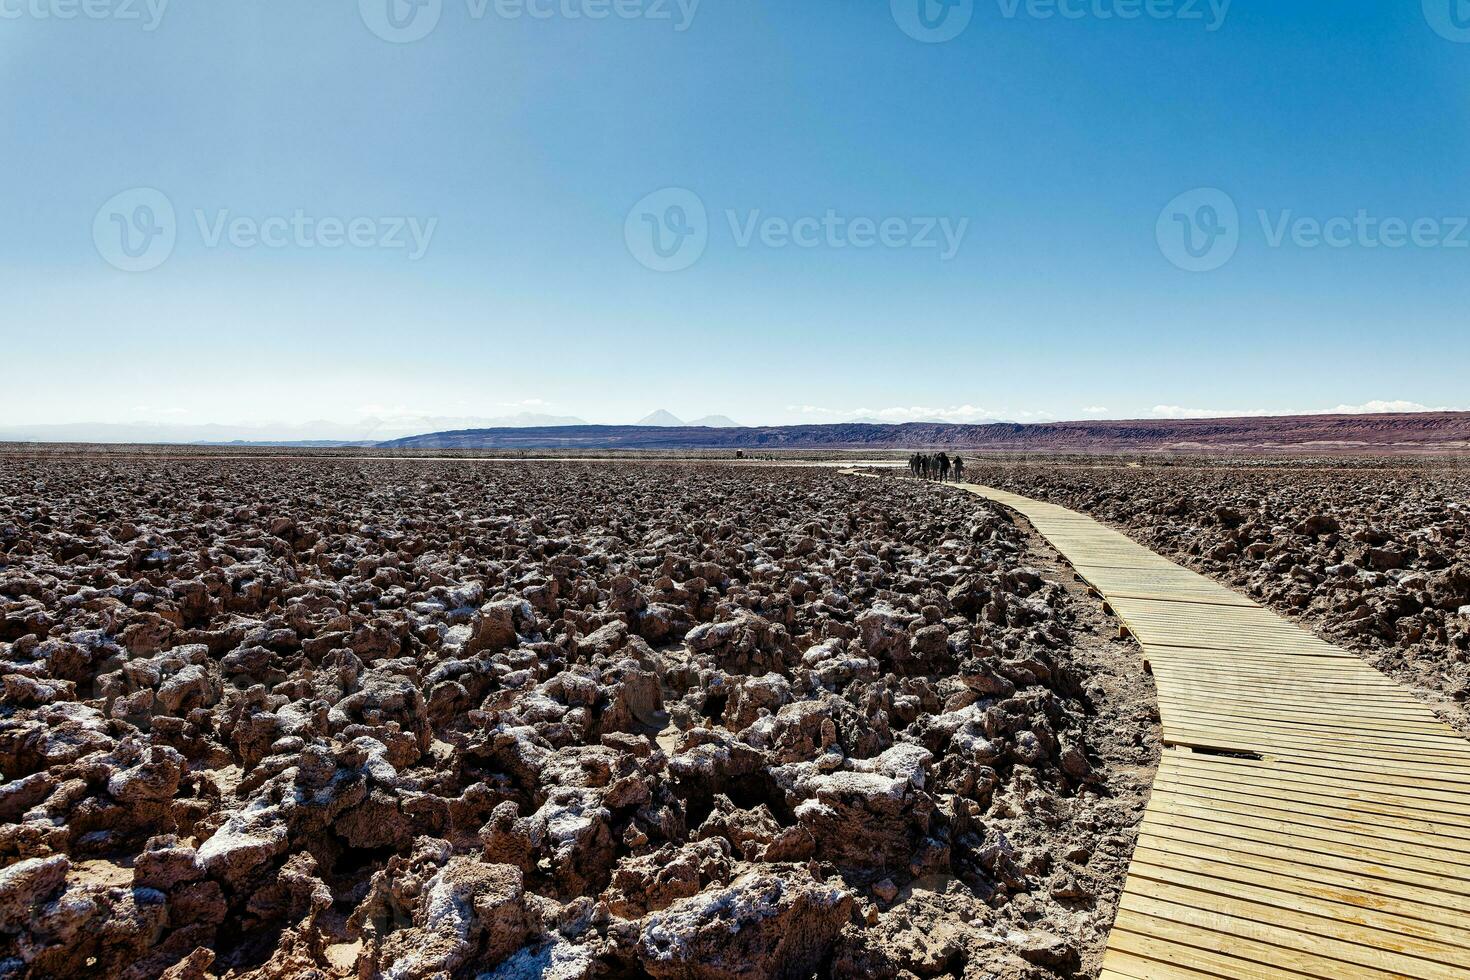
[636,869,853,979]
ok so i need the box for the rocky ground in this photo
[0,458,1155,979]
[964,457,1470,733]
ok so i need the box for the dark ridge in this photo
[377,412,1470,453]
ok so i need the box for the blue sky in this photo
[3,0,1468,429]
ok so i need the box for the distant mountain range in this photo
[0,410,753,444]
[0,413,595,445]
[635,410,740,428]
[635,410,685,427]
[379,412,1470,453]
[7,412,1469,453]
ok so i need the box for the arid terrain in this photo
[962,457,1470,733]
[0,456,1156,979]
[380,411,1470,453]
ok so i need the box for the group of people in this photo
[908,451,965,482]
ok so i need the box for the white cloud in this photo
[1150,405,1275,419]
[790,405,1057,423]
[1153,400,1462,420]
[1082,406,1109,414]
[1326,400,1460,414]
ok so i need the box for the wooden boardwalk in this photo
[959,484,1470,980]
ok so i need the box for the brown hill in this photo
[381,412,1470,454]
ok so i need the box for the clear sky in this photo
[3,0,1468,429]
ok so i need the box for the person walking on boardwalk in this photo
[952,455,964,482]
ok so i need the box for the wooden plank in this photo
[1119,892,1467,979]
[1156,727,1470,772]
[1150,781,1470,857]
[1155,724,1470,773]
[1153,766,1470,841]
[1105,590,1261,607]
[1147,667,1412,690]
[1109,922,1401,980]
[1134,840,1470,922]
[1161,753,1470,814]
[1157,690,1448,724]
[1155,678,1418,700]
[1155,697,1457,734]
[1141,801,1470,881]
[1144,652,1382,669]
[1129,845,1470,936]
[1151,676,1430,707]
[1156,695,1443,725]
[1160,708,1466,747]
[1176,752,1470,799]
[1098,964,1157,980]
[1144,648,1370,666]
[1104,941,1287,980]
[1127,856,1470,954]
[1144,638,1388,658]
[1137,823,1470,907]
[1157,751,1470,810]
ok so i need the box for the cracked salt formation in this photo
[0,458,1155,978]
